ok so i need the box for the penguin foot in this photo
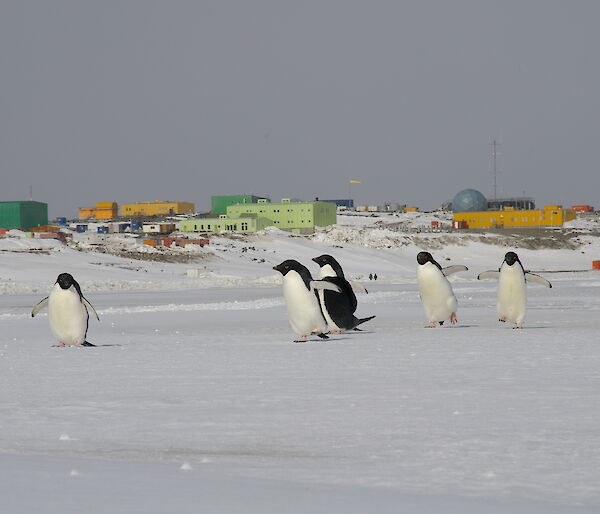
[352,328,363,332]
[499,316,506,322]
[293,336,308,343]
[317,333,330,339]
[425,322,436,328]
[513,324,523,329]
[450,313,458,325]
[52,342,66,347]
[81,341,96,347]
[327,330,342,335]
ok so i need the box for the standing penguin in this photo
[273,259,341,342]
[477,251,551,329]
[416,252,468,328]
[312,254,374,333]
[32,273,99,347]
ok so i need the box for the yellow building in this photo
[78,202,118,219]
[453,205,576,229]
[120,201,195,217]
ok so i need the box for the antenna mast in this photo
[490,140,500,201]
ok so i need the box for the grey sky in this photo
[1,1,599,218]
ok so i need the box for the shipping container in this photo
[431,221,440,228]
[97,226,109,234]
[593,261,600,270]
[56,217,67,225]
[572,205,594,212]
[131,221,143,231]
[30,225,61,233]
[143,239,157,247]
[39,233,66,240]
[76,225,88,233]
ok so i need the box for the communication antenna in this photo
[490,140,501,201]
[29,185,33,201]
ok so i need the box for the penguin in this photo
[312,254,375,333]
[273,259,342,342]
[477,251,551,329]
[416,251,468,328]
[31,273,99,347]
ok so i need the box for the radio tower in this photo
[490,140,500,201]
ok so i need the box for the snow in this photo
[1,215,600,512]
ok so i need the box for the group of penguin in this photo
[31,251,551,347]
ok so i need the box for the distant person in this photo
[374,274,378,281]
[369,273,373,280]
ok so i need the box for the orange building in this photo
[453,205,576,229]
[78,202,118,219]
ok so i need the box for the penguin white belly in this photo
[417,265,457,322]
[282,272,327,336]
[317,290,341,332]
[497,267,527,324]
[48,287,88,345]
[318,264,336,279]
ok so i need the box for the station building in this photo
[78,202,118,219]
[0,201,48,230]
[120,201,195,217]
[452,205,576,229]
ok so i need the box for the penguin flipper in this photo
[310,280,342,294]
[31,297,49,317]
[442,265,468,276]
[82,297,100,321]
[477,270,500,280]
[348,280,369,294]
[525,272,552,288]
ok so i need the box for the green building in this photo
[0,201,48,230]
[179,215,274,234]
[227,198,336,234]
[211,195,270,215]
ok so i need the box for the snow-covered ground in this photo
[1,215,600,512]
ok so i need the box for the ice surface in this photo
[1,218,600,512]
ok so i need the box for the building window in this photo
[241,223,248,231]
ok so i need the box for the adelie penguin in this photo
[478,251,551,329]
[273,259,342,342]
[416,252,468,328]
[312,254,375,333]
[32,273,99,347]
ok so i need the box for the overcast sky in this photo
[1,1,599,217]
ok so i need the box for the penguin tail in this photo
[353,315,376,329]
[81,341,96,347]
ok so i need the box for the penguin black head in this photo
[56,273,76,290]
[312,254,344,277]
[55,273,84,299]
[504,252,520,266]
[417,251,442,269]
[273,259,309,277]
